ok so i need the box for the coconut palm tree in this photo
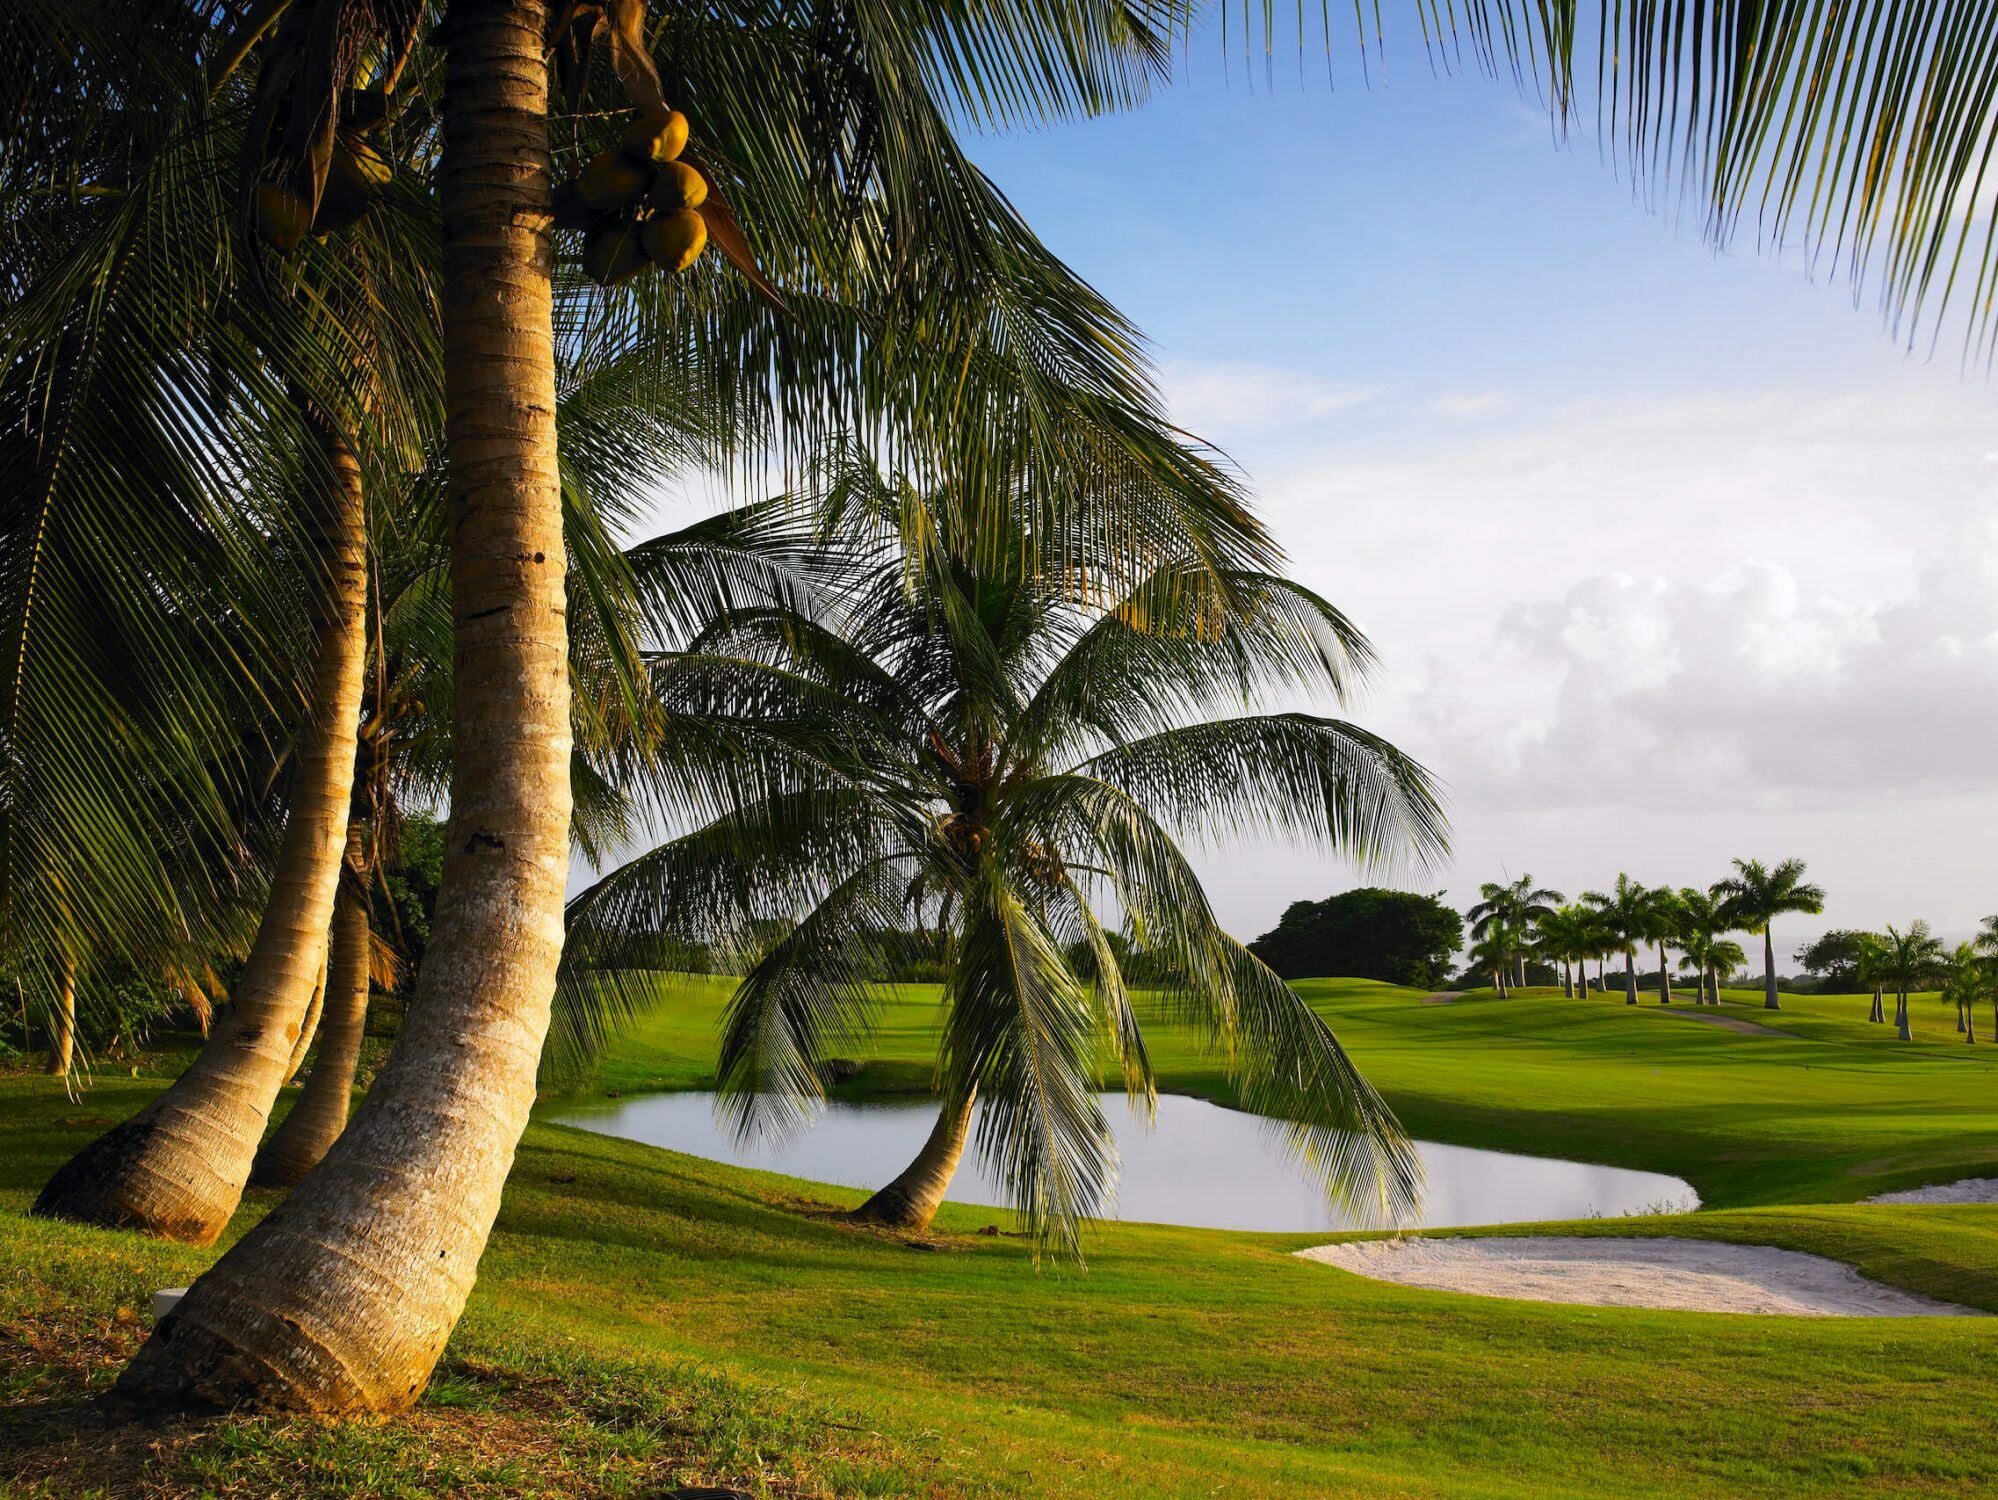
[1467,876,1564,988]
[1715,858,1825,1012]
[1880,922,1946,1043]
[567,469,1443,1247]
[1582,876,1651,1006]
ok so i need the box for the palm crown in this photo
[567,467,1444,1250]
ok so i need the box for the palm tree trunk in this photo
[250,829,371,1190]
[1966,1007,1976,1044]
[1763,929,1780,1010]
[33,412,368,1244]
[117,0,568,1413]
[45,955,76,1078]
[1561,961,1573,999]
[1870,986,1884,1023]
[1705,965,1718,1006]
[284,969,328,1085]
[1624,951,1637,1005]
[1657,945,1672,1004]
[849,1092,977,1231]
[1896,991,1912,1042]
[1515,955,1526,988]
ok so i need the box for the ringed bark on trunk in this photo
[284,970,328,1085]
[250,828,371,1190]
[849,1092,978,1232]
[32,410,368,1244]
[46,955,76,1078]
[116,0,570,1413]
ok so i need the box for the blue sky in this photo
[954,42,1998,950]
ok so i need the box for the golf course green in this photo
[6,979,1997,1496]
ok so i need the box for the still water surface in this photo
[548,1091,1697,1232]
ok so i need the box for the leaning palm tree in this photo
[567,472,1444,1249]
[1880,922,1946,1044]
[1467,875,1564,988]
[1582,876,1650,1006]
[1716,858,1825,1011]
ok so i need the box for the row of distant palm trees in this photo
[1466,859,1824,1011]
[1465,865,1998,1043]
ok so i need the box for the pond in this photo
[547,1091,1697,1232]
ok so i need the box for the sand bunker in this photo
[1297,1236,1983,1317]
[1869,1178,1998,1205]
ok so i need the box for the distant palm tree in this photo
[1880,922,1946,1043]
[1674,887,1733,1006]
[1467,876,1564,988]
[1716,858,1825,1011]
[1940,943,1992,1045]
[1640,886,1686,1004]
[1582,876,1650,1006]
[1677,936,1745,1005]
[1854,934,1891,1024]
[1533,905,1593,999]
[1975,918,1998,1037]
[1468,932,1512,997]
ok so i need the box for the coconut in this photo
[578,149,651,210]
[583,222,648,286]
[640,207,707,273]
[621,107,689,165]
[646,160,707,213]
[254,183,312,251]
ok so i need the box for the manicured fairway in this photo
[5,980,1998,1497]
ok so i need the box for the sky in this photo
[622,32,1998,961]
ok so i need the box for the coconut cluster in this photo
[554,107,709,286]
[254,88,396,251]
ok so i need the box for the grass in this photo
[4,979,1998,1496]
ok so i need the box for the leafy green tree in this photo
[1249,889,1462,988]
[568,474,1444,1248]
[1792,930,1875,993]
[1716,858,1825,1011]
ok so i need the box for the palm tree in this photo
[1673,886,1733,1006]
[1940,943,1991,1045]
[1467,875,1564,988]
[1638,886,1685,1005]
[1582,876,1650,1006]
[1468,932,1512,996]
[1855,933,1891,1024]
[1880,922,1946,1044]
[1715,858,1825,1011]
[1677,936,1745,1007]
[567,473,1444,1246]
[1532,905,1592,999]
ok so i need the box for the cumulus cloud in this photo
[1457,519,1998,810]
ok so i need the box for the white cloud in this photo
[1430,392,1506,418]
[1157,359,1378,434]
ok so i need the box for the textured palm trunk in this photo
[849,1092,977,1231]
[284,970,328,1085]
[1762,930,1780,1010]
[45,956,76,1078]
[1966,1007,1976,1044]
[1656,945,1672,1004]
[33,414,367,1243]
[1896,992,1912,1042]
[1869,987,1884,1023]
[1624,951,1637,1004]
[1561,962,1573,999]
[250,828,371,1189]
[117,0,569,1412]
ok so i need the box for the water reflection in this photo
[547,1091,1696,1232]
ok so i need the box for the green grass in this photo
[7,980,1998,1496]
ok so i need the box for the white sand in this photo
[1869,1178,1998,1205]
[1297,1236,1983,1317]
